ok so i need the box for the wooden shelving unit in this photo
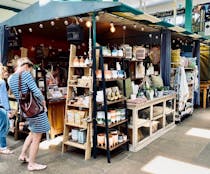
[92,46,129,163]
[62,44,93,160]
[170,65,196,122]
[127,94,176,152]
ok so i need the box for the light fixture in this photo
[133,24,137,29]
[155,35,159,39]
[79,17,83,23]
[141,27,145,31]
[64,20,69,25]
[172,40,175,43]
[149,34,152,38]
[96,15,100,21]
[29,28,32,32]
[50,21,55,26]
[123,25,126,30]
[85,20,92,28]
[18,29,22,33]
[110,26,116,33]
[39,23,43,28]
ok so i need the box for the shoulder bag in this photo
[18,72,44,117]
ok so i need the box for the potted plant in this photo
[157,86,164,97]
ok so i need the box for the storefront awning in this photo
[1,1,207,41]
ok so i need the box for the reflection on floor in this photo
[141,156,210,174]
[186,128,210,139]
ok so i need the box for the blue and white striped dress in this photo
[8,71,50,133]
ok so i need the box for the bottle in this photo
[136,62,145,78]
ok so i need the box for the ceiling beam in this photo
[0,5,21,13]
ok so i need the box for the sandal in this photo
[0,148,14,155]
[28,163,47,171]
[18,156,29,163]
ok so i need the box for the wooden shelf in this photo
[166,109,175,115]
[62,44,92,160]
[63,140,86,150]
[65,122,87,129]
[128,119,150,129]
[97,77,126,82]
[103,55,125,59]
[97,119,128,128]
[97,140,129,151]
[97,97,126,105]
[127,94,176,152]
[152,114,163,120]
[68,84,90,88]
[69,65,89,68]
[67,103,89,108]
[129,59,144,62]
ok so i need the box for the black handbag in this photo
[18,72,44,118]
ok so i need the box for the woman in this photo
[0,64,13,154]
[8,57,50,171]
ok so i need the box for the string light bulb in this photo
[123,25,126,30]
[64,20,68,25]
[133,24,137,29]
[85,20,92,28]
[141,27,145,31]
[39,23,43,28]
[110,26,116,33]
[110,22,116,33]
[29,28,32,32]
[18,29,22,33]
[79,17,83,23]
[96,15,100,21]
[50,21,55,26]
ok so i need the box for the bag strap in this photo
[18,72,23,93]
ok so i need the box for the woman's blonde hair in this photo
[16,57,33,68]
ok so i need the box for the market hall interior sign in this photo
[153,8,185,18]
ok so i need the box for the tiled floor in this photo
[1,108,210,174]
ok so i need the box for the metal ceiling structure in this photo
[0,0,37,23]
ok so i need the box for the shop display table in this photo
[200,81,210,109]
[127,94,176,152]
[48,98,65,139]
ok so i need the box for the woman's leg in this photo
[18,132,32,160]
[0,137,13,154]
[0,137,7,149]
[28,132,46,171]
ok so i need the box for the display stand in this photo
[127,94,176,152]
[171,65,196,122]
[92,46,129,163]
[62,44,92,160]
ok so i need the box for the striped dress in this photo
[8,71,50,133]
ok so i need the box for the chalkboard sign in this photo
[8,29,21,49]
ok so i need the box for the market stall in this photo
[0,1,207,162]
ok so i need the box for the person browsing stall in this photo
[8,57,50,171]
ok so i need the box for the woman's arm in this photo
[0,80,10,111]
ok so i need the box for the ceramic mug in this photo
[117,70,124,78]
[78,129,86,144]
[112,70,118,79]
[96,111,105,124]
[72,129,78,141]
